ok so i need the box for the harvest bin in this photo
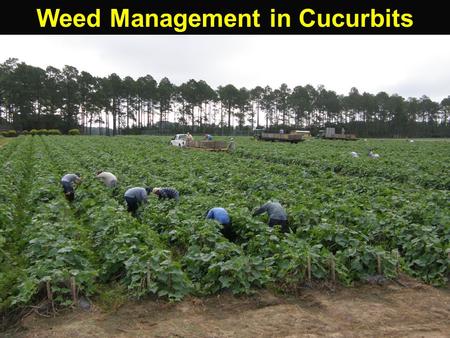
[187,140,228,151]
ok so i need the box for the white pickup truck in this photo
[170,134,188,147]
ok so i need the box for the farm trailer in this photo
[170,134,232,151]
[318,128,358,141]
[254,130,305,143]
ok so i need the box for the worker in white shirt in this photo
[368,150,380,158]
[96,171,118,188]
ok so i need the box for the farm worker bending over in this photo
[186,132,194,146]
[227,138,236,153]
[350,151,359,158]
[152,187,180,201]
[206,207,237,242]
[253,201,289,233]
[96,171,117,188]
[368,150,380,158]
[61,173,81,201]
[124,187,152,214]
[204,134,213,141]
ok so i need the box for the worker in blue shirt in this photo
[204,134,213,141]
[124,187,152,215]
[61,173,82,201]
[206,207,237,242]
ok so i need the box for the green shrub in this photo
[48,129,62,135]
[36,129,48,136]
[21,130,30,135]
[30,129,38,136]
[1,130,18,137]
[68,129,81,135]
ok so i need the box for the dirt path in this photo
[6,277,450,338]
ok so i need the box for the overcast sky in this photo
[1,35,449,102]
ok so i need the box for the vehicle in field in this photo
[170,134,189,147]
[170,134,232,152]
[253,129,304,143]
[292,130,312,139]
[317,127,358,140]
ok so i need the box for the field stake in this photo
[330,255,336,283]
[46,281,52,301]
[307,254,312,283]
[147,261,152,290]
[377,254,382,275]
[140,277,145,293]
[70,276,78,305]
[46,281,55,314]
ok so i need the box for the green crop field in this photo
[0,138,10,148]
[1,136,449,321]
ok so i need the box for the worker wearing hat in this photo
[152,187,180,201]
